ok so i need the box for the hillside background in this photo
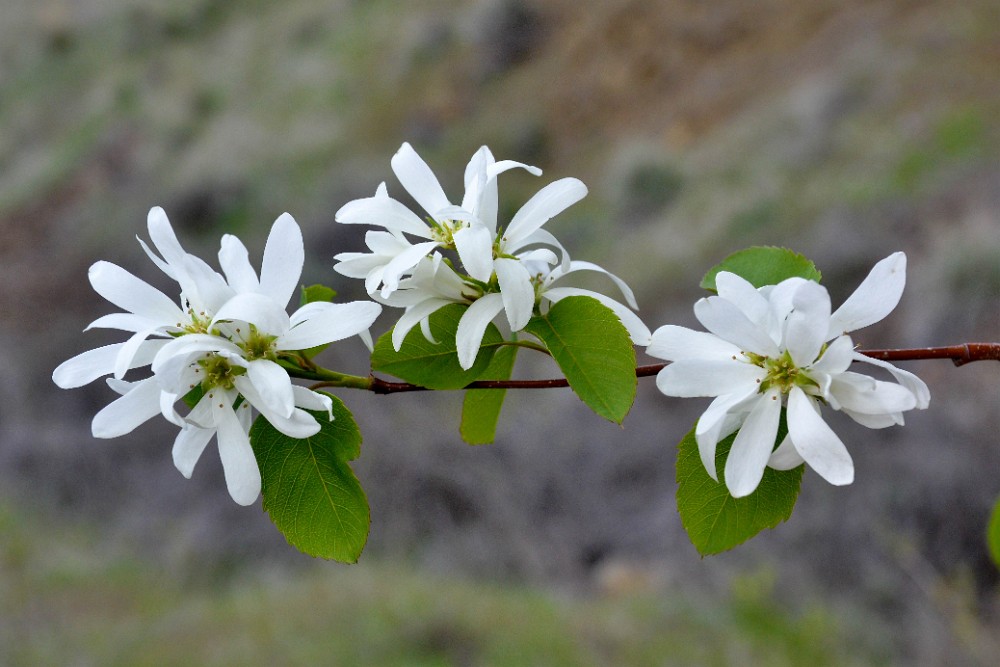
[2,0,999,664]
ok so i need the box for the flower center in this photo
[429,219,467,247]
[238,324,278,361]
[179,307,213,334]
[197,354,244,391]
[746,350,818,395]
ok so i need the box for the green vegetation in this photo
[0,502,885,666]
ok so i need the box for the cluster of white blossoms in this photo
[52,142,933,512]
[646,253,930,497]
[333,142,652,368]
[52,208,381,505]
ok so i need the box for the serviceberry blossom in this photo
[647,252,929,498]
[335,144,649,369]
[334,142,540,296]
[53,209,381,505]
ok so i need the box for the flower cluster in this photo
[646,253,930,497]
[333,143,651,368]
[52,208,380,505]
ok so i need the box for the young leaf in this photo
[988,493,1000,569]
[524,296,636,424]
[460,344,518,445]
[300,283,338,305]
[249,393,368,563]
[372,303,502,390]
[676,415,804,555]
[700,246,822,291]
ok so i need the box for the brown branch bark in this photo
[310,344,1000,394]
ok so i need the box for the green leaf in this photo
[460,344,518,445]
[249,393,368,563]
[300,283,337,306]
[181,384,204,409]
[524,296,636,424]
[676,414,804,555]
[371,303,502,390]
[700,246,822,291]
[988,494,1000,569]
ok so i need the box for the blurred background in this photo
[2,0,999,664]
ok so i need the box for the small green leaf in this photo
[300,283,337,306]
[676,414,804,555]
[250,393,368,562]
[371,303,502,390]
[460,344,518,445]
[524,296,636,424]
[700,246,822,291]
[988,494,1000,569]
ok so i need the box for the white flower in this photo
[59,207,234,382]
[647,252,930,497]
[149,214,381,503]
[452,249,652,369]
[334,142,540,296]
[53,209,382,506]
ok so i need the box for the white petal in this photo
[151,334,242,376]
[828,252,906,337]
[767,434,806,470]
[693,386,759,481]
[827,371,916,416]
[292,385,334,419]
[335,191,433,238]
[694,296,781,357]
[391,298,453,350]
[559,260,639,309]
[455,294,505,370]
[147,207,186,268]
[53,340,166,388]
[235,377,321,439]
[219,234,260,293]
[787,387,854,486]
[715,272,770,329]
[88,261,184,324]
[453,225,495,283]
[655,359,765,398]
[725,389,782,497]
[783,280,832,367]
[378,241,440,296]
[494,258,535,331]
[172,425,215,478]
[506,228,570,261]
[211,292,291,335]
[852,352,930,409]
[113,327,162,380]
[257,213,304,308]
[179,254,234,314]
[842,409,903,428]
[85,313,163,333]
[278,301,382,350]
[391,142,452,217]
[503,178,587,247]
[246,359,295,418]
[810,335,855,376]
[91,376,164,438]
[212,398,261,506]
[646,325,740,362]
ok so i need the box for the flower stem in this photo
[300,343,1000,395]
